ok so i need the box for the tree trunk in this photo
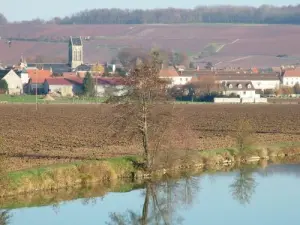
[141,183,150,225]
[142,101,151,170]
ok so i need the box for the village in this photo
[0,36,299,104]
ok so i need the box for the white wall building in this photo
[217,75,280,90]
[223,81,257,98]
[159,68,192,87]
[282,70,300,87]
[0,70,23,95]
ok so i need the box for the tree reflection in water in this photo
[230,169,257,205]
[0,210,11,225]
[106,175,200,225]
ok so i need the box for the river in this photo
[3,163,300,225]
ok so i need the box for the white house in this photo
[222,81,257,98]
[95,77,128,97]
[159,68,192,87]
[0,69,23,95]
[282,70,300,87]
[20,68,29,84]
[216,74,280,90]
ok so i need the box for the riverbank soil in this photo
[0,104,299,171]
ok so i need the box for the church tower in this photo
[68,36,83,70]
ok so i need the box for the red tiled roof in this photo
[45,77,73,85]
[64,76,83,85]
[284,70,300,77]
[96,77,127,86]
[159,68,179,77]
[27,69,52,84]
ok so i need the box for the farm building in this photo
[222,81,256,98]
[95,77,128,97]
[215,73,280,90]
[26,69,52,94]
[44,78,74,97]
[282,70,300,87]
[0,69,23,95]
[159,67,192,87]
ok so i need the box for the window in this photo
[238,84,242,89]
[247,84,252,89]
[228,84,233,89]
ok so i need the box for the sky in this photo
[1,0,300,21]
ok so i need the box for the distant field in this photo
[0,24,300,67]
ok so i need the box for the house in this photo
[64,76,84,95]
[282,70,300,87]
[159,67,192,87]
[44,78,74,97]
[222,81,256,98]
[95,77,128,97]
[20,68,29,84]
[214,73,280,90]
[26,69,52,94]
[0,69,23,95]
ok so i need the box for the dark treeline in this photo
[0,13,7,24]
[50,5,300,25]
[3,5,300,25]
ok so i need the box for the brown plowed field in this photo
[0,104,299,171]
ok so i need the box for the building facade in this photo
[69,37,83,70]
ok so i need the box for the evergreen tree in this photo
[83,72,95,97]
[294,82,300,94]
[0,80,8,94]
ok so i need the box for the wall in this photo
[3,70,23,95]
[95,85,129,97]
[214,98,241,103]
[254,98,268,103]
[20,72,29,84]
[283,77,300,87]
[47,84,73,97]
[161,76,192,87]
[224,90,256,98]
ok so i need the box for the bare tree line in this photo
[6,5,300,25]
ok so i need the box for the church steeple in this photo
[68,36,83,70]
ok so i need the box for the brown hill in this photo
[0,24,300,68]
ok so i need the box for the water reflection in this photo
[107,174,200,225]
[0,210,10,225]
[230,169,257,205]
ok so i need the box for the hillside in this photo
[1,23,300,68]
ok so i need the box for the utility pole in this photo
[35,66,38,110]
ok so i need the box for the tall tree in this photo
[106,51,171,170]
[83,72,95,97]
[293,82,300,94]
[0,80,8,94]
[0,13,7,25]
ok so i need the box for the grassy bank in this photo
[1,142,300,198]
[0,95,107,104]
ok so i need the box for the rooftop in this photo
[159,68,179,77]
[45,77,73,85]
[27,69,52,84]
[284,70,300,77]
[224,81,255,91]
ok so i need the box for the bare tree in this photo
[230,169,257,205]
[107,51,170,170]
[0,211,11,225]
[107,175,200,225]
